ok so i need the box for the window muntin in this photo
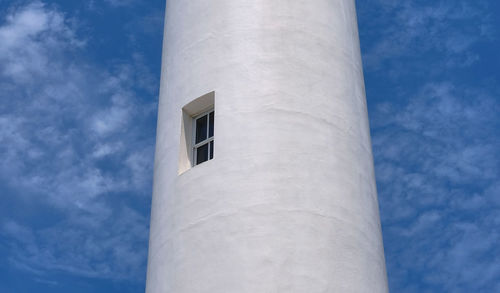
[193,110,214,166]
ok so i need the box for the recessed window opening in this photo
[193,109,214,166]
[178,91,215,174]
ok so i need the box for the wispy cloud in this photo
[359,0,493,71]
[372,82,499,291]
[0,1,157,282]
[2,205,149,279]
[357,0,500,291]
[103,0,138,8]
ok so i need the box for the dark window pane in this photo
[195,115,208,143]
[196,143,209,165]
[209,111,214,138]
[209,141,214,159]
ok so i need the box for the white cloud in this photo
[359,0,492,71]
[0,1,157,281]
[103,0,137,7]
[126,147,154,189]
[92,142,124,158]
[91,94,133,136]
[372,81,499,291]
[0,1,82,83]
[1,207,149,280]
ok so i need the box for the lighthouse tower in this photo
[146,1,388,292]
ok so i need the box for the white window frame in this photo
[192,108,214,166]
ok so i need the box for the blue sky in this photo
[0,0,498,292]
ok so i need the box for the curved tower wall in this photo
[147,0,388,292]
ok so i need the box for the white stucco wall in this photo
[146,0,388,292]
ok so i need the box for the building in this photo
[146,1,388,292]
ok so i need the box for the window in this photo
[178,91,215,174]
[193,110,214,166]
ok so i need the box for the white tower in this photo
[146,1,388,292]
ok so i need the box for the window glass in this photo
[209,112,214,138]
[209,141,214,159]
[193,110,214,166]
[196,143,209,165]
[195,114,208,144]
